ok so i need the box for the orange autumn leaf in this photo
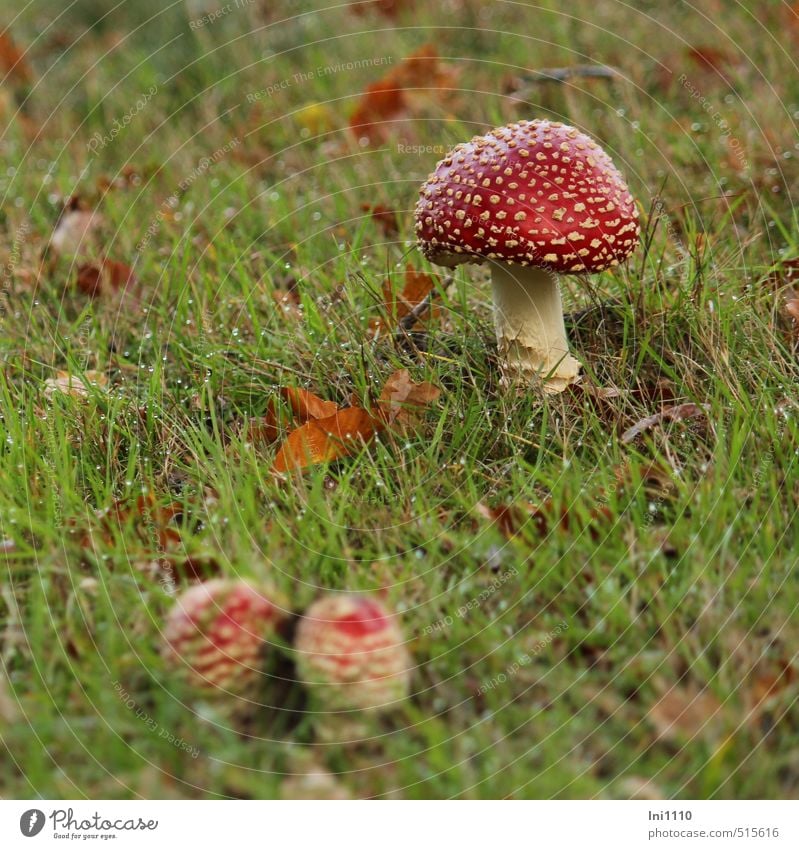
[272,407,380,473]
[377,368,440,425]
[686,45,737,74]
[282,387,339,422]
[476,499,612,540]
[361,202,399,236]
[370,264,436,336]
[247,398,281,445]
[349,45,455,144]
[475,502,537,539]
[349,0,415,19]
[76,258,138,297]
[395,265,435,317]
[81,493,182,552]
[0,32,32,83]
[349,79,405,144]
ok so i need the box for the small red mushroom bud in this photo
[162,580,286,694]
[294,594,412,712]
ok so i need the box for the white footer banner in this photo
[2,800,796,847]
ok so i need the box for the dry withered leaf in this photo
[394,265,436,316]
[110,494,182,550]
[0,32,32,83]
[361,203,400,237]
[272,288,302,321]
[377,368,440,425]
[273,407,380,473]
[349,78,404,145]
[621,403,708,445]
[44,370,108,400]
[349,45,455,144]
[748,661,797,715]
[475,502,536,538]
[648,686,723,741]
[82,493,182,554]
[76,258,138,298]
[476,499,612,540]
[370,265,437,337]
[686,45,737,74]
[270,368,439,474]
[246,399,281,445]
[282,386,339,421]
[349,0,414,19]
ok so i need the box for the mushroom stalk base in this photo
[490,263,581,393]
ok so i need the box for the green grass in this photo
[0,0,798,799]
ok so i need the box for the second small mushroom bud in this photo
[415,119,640,393]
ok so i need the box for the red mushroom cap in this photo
[415,119,639,273]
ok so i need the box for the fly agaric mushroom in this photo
[294,594,412,712]
[162,580,286,694]
[415,119,639,392]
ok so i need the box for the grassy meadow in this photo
[0,0,798,799]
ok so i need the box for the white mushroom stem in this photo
[490,262,581,393]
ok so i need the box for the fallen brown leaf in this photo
[246,399,281,445]
[621,403,707,444]
[349,45,456,144]
[273,407,381,473]
[76,258,138,298]
[0,32,32,83]
[349,78,405,145]
[272,289,302,320]
[748,661,797,715]
[686,45,737,74]
[107,493,182,551]
[475,502,536,538]
[44,370,108,400]
[349,0,415,19]
[476,498,612,540]
[370,264,437,336]
[648,686,723,742]
[377,368,440,426]
[282,386,339,421]
[361,203,400,237]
